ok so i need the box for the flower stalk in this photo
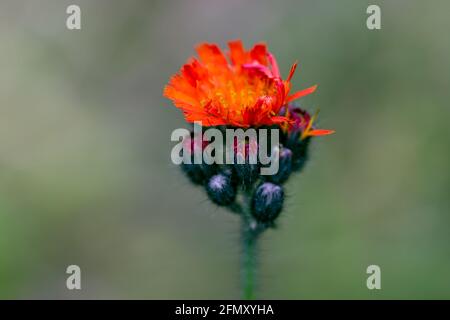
[241,217,259,300]
[240,189,263,300]
[164,40,334,299]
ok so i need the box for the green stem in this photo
[241,220,259,300]
[238,188,266,299]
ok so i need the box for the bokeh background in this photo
[1,0,449,299]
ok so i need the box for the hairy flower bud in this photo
[290,136,310,172]
[206,174,237,206]
[233,138,260,187]
[180,132,216,184]
[181,162,206,185]
[220,165,239,187]
[265,147,292,184]
[234,163,259,188]
[251,182,284,224]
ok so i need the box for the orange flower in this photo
[164,40,318,127]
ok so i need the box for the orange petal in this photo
[268,52,280,78]
[163,85,199,108]
[250,43,268,65]
[196,43,228,66]
[308,129,335,136]
[228,40,247,66]
[286,85,317,102]
[182,64,200,87]
[286,62,298,82]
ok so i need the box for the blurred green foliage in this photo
[0,0,449,298]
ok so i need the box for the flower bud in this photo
[220,165,239,187]
[290,136,310,172]
[251,182,284,224]
[206,174,237,206]
[180,132,216,184]
[233,138,259,187]
[279,104,312,173]
[234,163,259,187]
[265,147,292,184]
[181,162,205,185]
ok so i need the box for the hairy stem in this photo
[241,219,260,300]
[238,187,266,299]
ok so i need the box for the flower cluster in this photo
[165,40,333,228]
[177,107,322,227]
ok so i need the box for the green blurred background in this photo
[1,0,449,299]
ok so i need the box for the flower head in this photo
[164,40,318,127]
